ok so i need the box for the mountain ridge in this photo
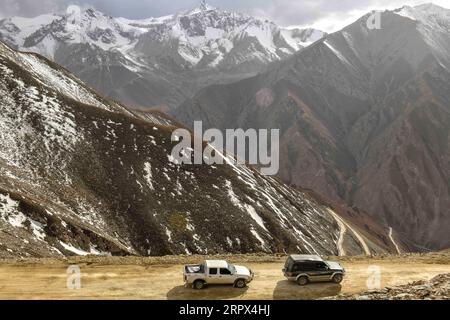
[0,3,325,110]
[174,4,450,250]
[0,39,397,258]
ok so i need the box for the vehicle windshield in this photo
[285,257,294,270]
[228,263,236,274]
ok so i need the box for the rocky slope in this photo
[0,40,395,258]
[174,4,450,251]
[328,274,450,300]
[0,3,324,110]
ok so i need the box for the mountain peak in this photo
[396,2,449,15]
[394,2,450,31]
[414,2,446,11]
[186,0,217,15]
[65,4,104,17]
[63,4,116,24]
[200,0,214,11]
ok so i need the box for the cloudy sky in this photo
[0,0,449,32]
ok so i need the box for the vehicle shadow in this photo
[273,280,342,300]
[167,285,249,300]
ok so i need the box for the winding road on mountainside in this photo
[326,209,371,256]
[389,227,402,254]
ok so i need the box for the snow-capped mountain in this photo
[0,3,325,110]
[0,40,396,258]
[175,4,450,250]
[131,4,322,67]
[396,3,450,30]
[0,7,143,58]
[394,3,450,66]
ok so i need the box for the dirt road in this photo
[327,209,371,256]
[0,254,449,300]
[389,227,402,254]
[327,209,347,256]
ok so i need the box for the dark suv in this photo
[282,255,345,286]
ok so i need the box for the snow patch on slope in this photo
[143,162,154,190]
[225,180,268,232]
[0,194,47,242]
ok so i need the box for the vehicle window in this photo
[209,268,218,275]
[300,262,314,271]
[220,268,232,275]
[317,263,327,270]
[292,263,301,272]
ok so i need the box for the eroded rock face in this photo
[328,274,450,300]
[174,5,450,250]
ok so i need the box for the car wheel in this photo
[332,274,343,284]
[235,279,246,288]
[193,280,206,290]
[297,276,308,286]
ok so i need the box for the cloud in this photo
[0,0,66,18]
[0,0,449,32]
[249,0,450,31]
